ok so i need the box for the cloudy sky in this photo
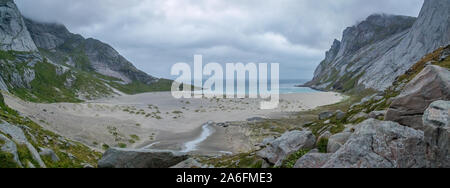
[16,0,423,80]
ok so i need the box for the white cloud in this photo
[15,0,423,79]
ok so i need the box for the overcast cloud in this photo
[15,0,423,79]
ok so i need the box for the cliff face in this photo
[307,0,450,91]
[24,18,157,85]
[0,0,168,102]
[0,0,37,52]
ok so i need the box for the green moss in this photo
[281,149,310,168]
[130,135,140,141]
[117,143,127,148]
[109,79,173,95]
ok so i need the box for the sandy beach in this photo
[4,91,343,155]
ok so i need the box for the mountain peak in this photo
[0,0,37,52]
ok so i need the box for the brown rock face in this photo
[385,65,450,130]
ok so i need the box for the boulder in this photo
[327,132,352,153]
[0,121,46,168]
[368,110,387,119]
[318,131,332,141]
[39,147,60,162]
[0,133,22,167]
[349,112,368,122]
[423,100,449,168]
[98,148,188,168]
[171,158,205,168]
[323,119,427,168]
[257,131,316,167]
[385,65,450,130]
[294,150,332,168]
[319,111,334,120]
[335,110,346,120]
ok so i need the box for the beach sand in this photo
[4,91,343,155]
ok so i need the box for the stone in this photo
[335,110,346,120]
[319,111,333,120]
[318,131,332,141]
[327,132,352,153]
[368,110,387,119]
[171,158,205,168]
[257,131,316,167]
[349,112,368,122]
[39,147,60,162]
[385,65,450,130]
[98,148,188,168]
[323,119,427,168]
[294,152,332,168]
[423,101,450,168]
[0,133,22,167]
[0,121,46,168]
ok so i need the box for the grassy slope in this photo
[0,92,101,168]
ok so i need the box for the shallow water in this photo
[181,123,215,153]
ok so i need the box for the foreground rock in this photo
[323,119,426,168]
[386,65,450,130]
[327,132,352,153]
[294,151,332,168]
[257,131,316,167]
[423,101,449,168]
[98,148,188,168]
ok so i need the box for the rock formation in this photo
[306,0,450,91]
[423,101,449,168]
[98,148,188,168]
[257,130,316,167]
[385,65,450,130]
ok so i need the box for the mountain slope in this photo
[306,0,450,92]
[0,0,172,103]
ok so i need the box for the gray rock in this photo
[349,112,368,122]
[318,131,332,141]
[368,110,387,119]
[0,133,22,167]
[171,158,204,168]
[81,163,94,168]
[0,121,46,167]
[257,131,316,167]
[323,119,427,168]
[294,152,332,168]
[98,148,188,168]
[0,0,38,52]
[39,147,60,162]
[319,111,334,120]
[386,65,450,130]
[335,110,346,120]
[423,101,449,168]
[327,132,352,153]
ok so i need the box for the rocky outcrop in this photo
[0,0,37,52]
[0,121,46,168]
[323,119,427,168]
[294,151,332,168]
[0,133,22,167]
[327,132,352,153]
[307,0,450,91]
[24,18,158,85]
[257,131,316,167]
[385,65,450,130]
[98,148,188,168]
[423,101,449,168]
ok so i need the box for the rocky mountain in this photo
[306,0,450,92]
[0,0,171,103]
[24,18,157,85]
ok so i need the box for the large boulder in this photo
[39,147,60,162]
[98,148,188,168]
[323,119,427,168]
[257,131,316,167]
[423,101,449,168]
[294,151,332,168]
[319,111,334,120]
[327,132,352,153]
[385,65,450,130]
